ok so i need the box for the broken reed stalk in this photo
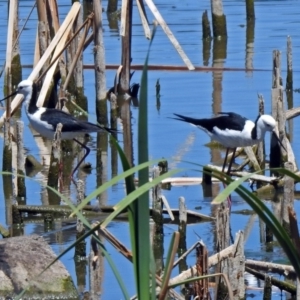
[136,0,151,39]
[93,0,108,125]
[16,121,26,198]
[144,0,195,70]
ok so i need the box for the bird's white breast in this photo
[211,120,258,148]
[26,108,56,139]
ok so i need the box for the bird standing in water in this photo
[173,112,284,174]
[1,79,115,177]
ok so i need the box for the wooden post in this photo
[270,50,296,171]
[193,242,211,298]
[282,161,294,233]
[215,205,230,298]
[202,10,211,40]
[263,275,272,299]
[109,92,118,179]
[3,119,13,227]
[257,94,265,169]
[245,18,254,73]
[229,231,245,299]
[286,36,293,91]
[202,10,212,66]
[120,0,133,93]
[47,123,62,205]
[178,196,188,289]
[75,180,86,258]
[245,0,255,21]
[94,0,108,125]
[152,166,164,274]
[211,0,227,38]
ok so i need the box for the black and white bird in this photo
[173,112,284,174]
[1,79,115,176]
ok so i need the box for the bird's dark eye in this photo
[19,87,23,90]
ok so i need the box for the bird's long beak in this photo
[273,130,287,152]
[0,91,18,102]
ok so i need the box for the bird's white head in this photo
[16,80,34,98]
[259,115,277,133]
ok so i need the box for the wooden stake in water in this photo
[282,161,294,233]
[211,0,227,38]
[109,92,118,178]
[16,121,26,199]
[47,123,62,205]
[286,36,293,91]
[202,10,211,40]
[94,0,108,125]
[152,166,164,274]
[245,0,255,21]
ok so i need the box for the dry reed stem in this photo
[144,0,195,70]
[136,0,151,39]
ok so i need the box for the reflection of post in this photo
[3,121,13,226]
[118,96,134,166]
[97,132,108,206]
[210,38,227,197]
[107,0,119,30]
[202,10,212,66]
[107,0,118,13]
[212,38,227,115]
[245,19,255,74]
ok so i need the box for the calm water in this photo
[0,0,300,298]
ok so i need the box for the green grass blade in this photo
[101,169,181,228]
[159,232,180,299]
[4,172,130,300]
[69,157,164,217]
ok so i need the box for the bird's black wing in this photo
[214,112,248,131]
[173,112,248,133]
[40,109,114,134]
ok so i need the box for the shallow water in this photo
[0,0,300,298]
